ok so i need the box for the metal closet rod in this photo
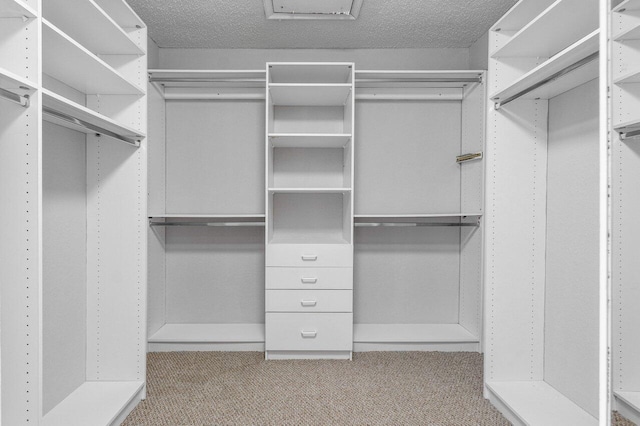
[150,221,265,227]
[494,52,599,110]
[0,87,29,107]
[621,129,640,141]
[150,78,266,84]
[355,77,482,83]
[355,222,478,228]
[43,107,141,147]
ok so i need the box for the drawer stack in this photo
[265,62,355,360]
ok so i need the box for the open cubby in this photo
[270,143,352,189]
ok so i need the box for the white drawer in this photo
[266,290,352,313]
[266,244,353,267]
[266,267,353,290]
[265,313,353,351]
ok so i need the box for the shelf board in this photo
[615,0,640,12]
[42,89,145,143]
[44,0,143,55]
[0,66,36,92]
[42,19,144,95]
[491,0,598,58]
[149,69,266,88]
[615,67,640,84]
[0,0,36,17]
[615,24,640,41]
[614,391,640,423]
[149,324,265,343]
[269,187,352,194]
[353,324,478,343]
[491,0,557,32]
[42,381,144,426]
[93,0,145,28]
[355,70,483,88]
[490,30,599,103]
[269,235,350,244]
[486,381,598,426]
[269,133,352,148]
[269,84,352,106]
[269,62,353,84]
[614,118,640,135]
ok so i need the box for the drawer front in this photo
[265,313,353,351]
[266,244,353,267]
[266,267,353,290]
[266,290,352,313]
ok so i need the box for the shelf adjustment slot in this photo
[0,87,29,107]
[43,106,141,147]
[494,52,598,110]
[456,152,483,164]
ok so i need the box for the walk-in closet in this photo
[0,0,633,425]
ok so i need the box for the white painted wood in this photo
[0,66,36,92]
[491,0,599,58]
[265,313,353,351]
[148,324,265,343]
[43,0,143,55]
[0,0,37,17]
[165,100,265,215]
[42,19,143,95]
[266,267,353,290]
[266,244,353,267]
[614,392,640,425]
[614,66,640,84]
[615,0,640,11]
[544,80,599,418]
[490,0,557,32]
[273,106,346,133]
[266,290,353,312]
[269,63,352,83]
[149,342,265,352]
[147,83,166,216]
[42,89,145,141]
[269,133,351,148]
[93,0,145,28]
[490,31,599,102]
[272,147,348,188]
[266,351,351,360]
[42,123,87,416]
[615,22,640,40]
[269,84,352,106]
[269,187,351,193]
[354,342,480,352]
[486,381,598,426]
[0,11,39,81]
[42,381,144,426]
[353,324,478,343]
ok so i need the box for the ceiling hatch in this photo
[264,0,363,20]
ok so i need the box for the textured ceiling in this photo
[126,0,517,49]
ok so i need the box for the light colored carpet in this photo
[123,352,509,426]
[614,411,637,426]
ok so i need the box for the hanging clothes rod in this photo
[620,129,640,141]
[149,221,265,227]
[43,107,141,147]
[355,77,482,84]
[355,222,478,228]
[149,78,266,84]
[0,87,29,107]
[494,52,599,110]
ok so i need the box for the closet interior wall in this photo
[1,0,148,424]
[485,0,603,424]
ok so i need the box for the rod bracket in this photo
[620,129,640,141]
[456,152,483,164]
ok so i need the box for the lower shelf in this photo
[43,381,144,426]
[149,323,265,343]
[486,381,598,426]
[353,324,479,352]
[614,391,640,425]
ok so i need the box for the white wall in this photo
[469,32,488,70]
[158,48,470,70]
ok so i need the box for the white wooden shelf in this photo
[42,381,144,426]
[486,381,598,426]
[269,133,351,148]
[615,24,640,41]
[269,84,352,106]
[148,69,266,88]
[0,0,36,17]
[44,0,143,55]
[353,324,478,343]
[615,0,640,12]
[491,0,598,58]
[94,0,145,28]
[42,19,144,95]
[269,235,351,244]
[0,66,36,92]
[42,89,145,144]
[148,324,265,343]
[269,63,352,84]
[615,67,640,84]
[615,391,640,424]
[491,0,556,32]
[614,118,640,135]
[269,187,352,194]
[490,30,599,103]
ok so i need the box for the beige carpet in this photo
[614,411,638,426]
[123,352,510,425]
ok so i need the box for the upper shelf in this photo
[355,70,483,88]
[614,118,640,137]
[0,66,36,92]
[615,24,640,41]
[149,69,267,88]
[491,30,599,105]
[42,19,145,95]
[44,0,144,55]
[269,84,352,106]
[0,0,36,18]
[491,0,557,32]
[268,133,351,148]
[42,89,145,146]
[93,0,145,28]
[614,0,640,12]
[269,63,353,84]
[491,0,598,58]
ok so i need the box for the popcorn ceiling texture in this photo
[126,0,517,49]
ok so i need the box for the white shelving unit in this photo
[485,0,603,424]
[611,2,640,424]
[0,1,148,425]
[265,62,355,360]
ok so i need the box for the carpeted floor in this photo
[614,411,637,426]
[123,352,510,425]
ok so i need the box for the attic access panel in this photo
[265,0,363,20]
